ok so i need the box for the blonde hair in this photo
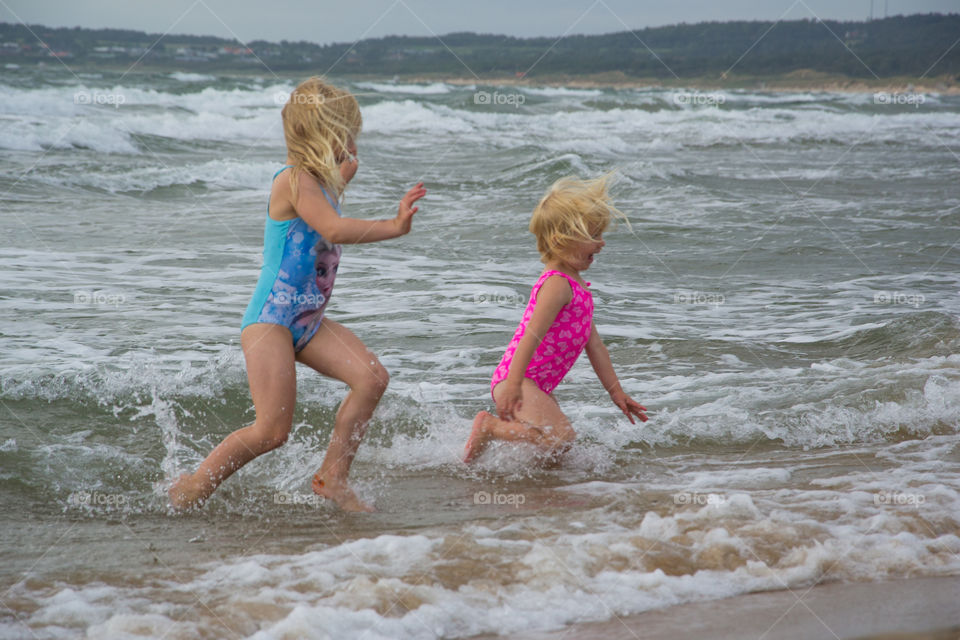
[529,173,626,263]
[281,76,362,205]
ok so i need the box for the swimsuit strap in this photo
[273,164,295,180]
[538,270,590,291]
[317,183,339,211]
[267,165,295,215]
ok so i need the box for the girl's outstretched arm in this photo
[294,174,426,244]
[585,323,648,424]
[497,275,572,421]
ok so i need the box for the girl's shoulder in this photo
[534,271,575,306]
[268,168,297,222]
[269,168,339,222]
[540,269,590,292]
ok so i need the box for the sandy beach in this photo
[489,577,960,640]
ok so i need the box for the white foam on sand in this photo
[16,484,959,639]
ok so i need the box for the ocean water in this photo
[1,67,959,639]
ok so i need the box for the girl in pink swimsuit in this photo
[464,175,648,463]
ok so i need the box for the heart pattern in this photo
[491,270,594,396]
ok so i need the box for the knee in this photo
[262,431,289,452]
[546,422,576,446]
[252,418,292,452]
[354,361,389,399]
[545,425,575,461]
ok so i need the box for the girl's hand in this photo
[611,390,648,424]
[497,382,523,422]
[393,182,426,237]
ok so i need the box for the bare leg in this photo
[295,319,388,513]
[464,378,575,463]
[169,323,297,509]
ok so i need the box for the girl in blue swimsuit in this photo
[170,77,426,512]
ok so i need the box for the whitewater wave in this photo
[353,81,455,95]
[33,159,278,193]
[168,71,217,83]
[1,81,957,154]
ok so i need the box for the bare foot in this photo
[463,411,495,463]
[312,473,375,513]
[168,473,208,511]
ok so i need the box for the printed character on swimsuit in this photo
[290,239,341,349]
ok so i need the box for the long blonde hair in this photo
[529,173,627,263]
[281,77,362,205]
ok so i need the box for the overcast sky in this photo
[3,0,958,44]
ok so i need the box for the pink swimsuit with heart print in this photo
[490,270,594,397]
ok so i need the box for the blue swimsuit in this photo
[241,166,342,351]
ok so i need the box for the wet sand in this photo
[490,576,960,640]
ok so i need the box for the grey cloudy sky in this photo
[4,0,958,44]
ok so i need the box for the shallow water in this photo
[1,68,959,639]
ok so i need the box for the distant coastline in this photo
[2,14,958,93]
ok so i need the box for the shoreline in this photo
[483,576,960,640]
[14,60,957,94]
[395,70,959,94]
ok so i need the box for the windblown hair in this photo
[282,77,362,205]
[529,173,626,263]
